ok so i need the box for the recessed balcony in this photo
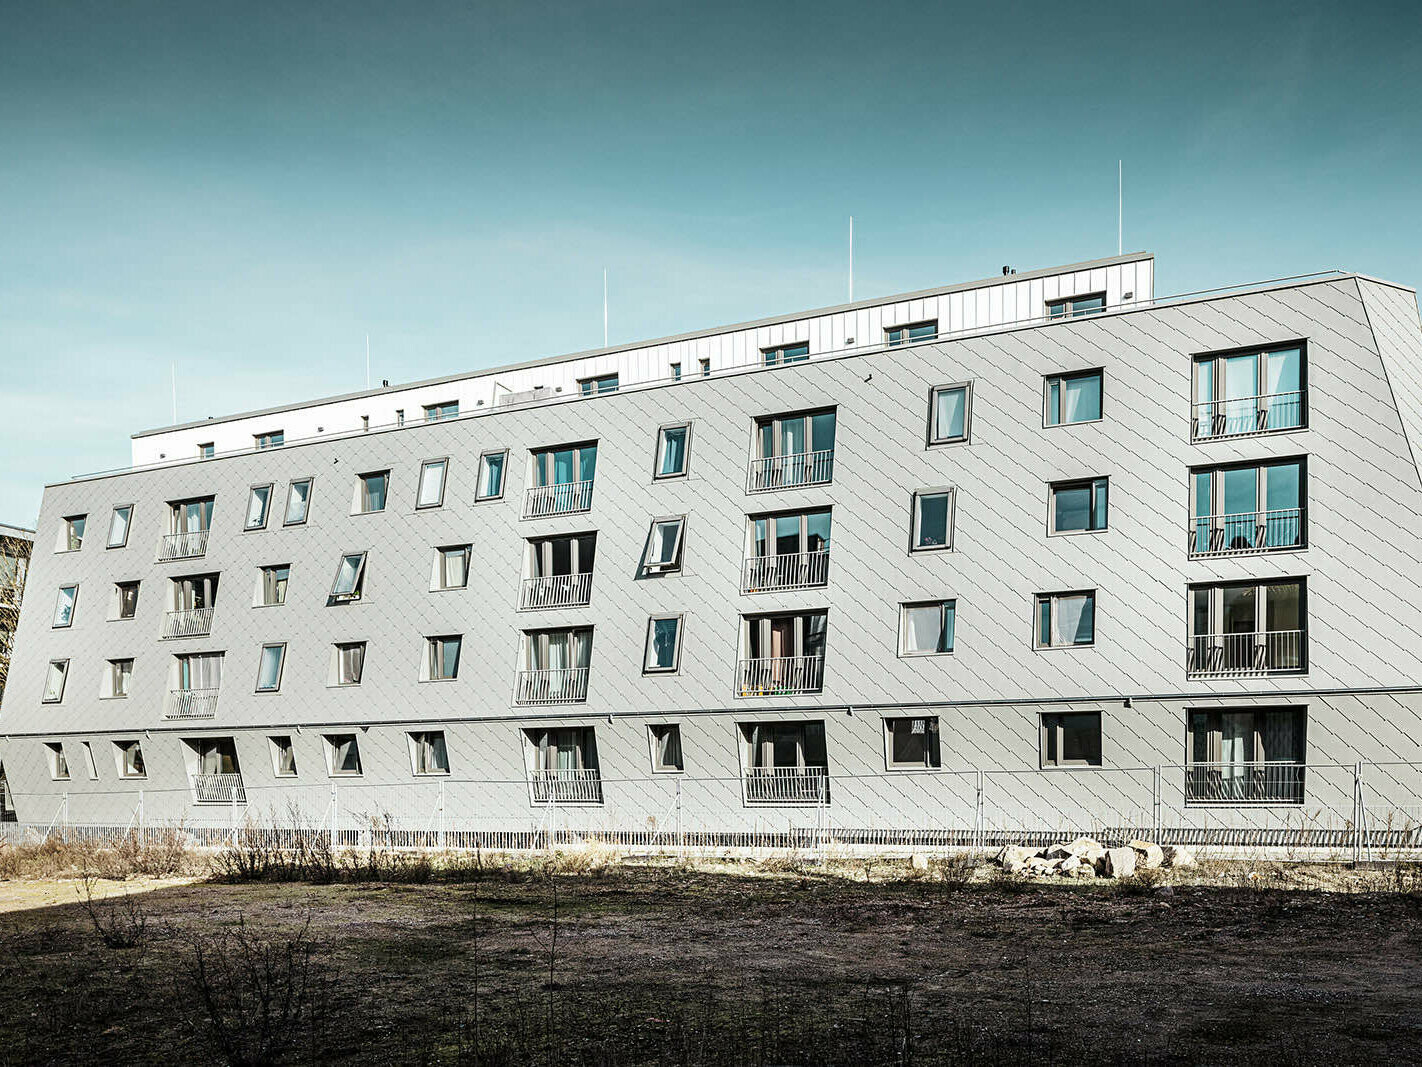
[162,607,214,640]
[1186,630,1305,678]
[741,550,830,594]
[521,572,593,610]
[747,450,834,493]
[735,655,824,697]
[524,480,594,518]
[157,530,209,561]
[165,687,220,719]
[515,666,590,705]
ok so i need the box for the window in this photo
[517,629,593,704]
[255,430,284,449]
[106,658,133,698]
[900,601,956,656]
[410,731,450,775]
[334,642,366,686]
[698,357,711,377]
[739,722,829,802]
[425,635,462,681]
[355,471,390,514]
[325,734,363,776]
[198,442,215,459]
[1192,343,1304,440]
[255,643,286,692]
[744,508,832,592]
[434,545,471,590]
[423,400,459,421]
[1190,459,1304,555]
[655,424,691,479]
[328,552,368,604]
[46,742,69,781]
[750,409,836,491]
[885,717,941,769]
[523,533,595,609]
[928,384,970,444]
[670,362,682,381]
[1189,579,1305,676]
[115,581,139,620]
[527,442,598,515]
[175,651,224,693]
[649,724,684,772]
[284,479,312,525]
[59,515,86,552]
[1035,591,1096,648]
[1050,478,1109,534]
[43,659,69,703]
[1044,370,1103,426]
[416,459,448,509]
[579,373,619,395]
[471,450,506,501]
[887,320,938,346]
[911,490,954,551]
[53,584,78,627]
[642,517,686,573]
[116,740,146,779]
[1187,708,1305,804]
[167,496,214,538]
[644,615,684,673]
[269,736,298,777]
[1041,712,1103,767]
[245,484,274,530]
[396,409,405,426]
[259,565,290,606]
[524,727,602,802]
[762,342,809,366]
[107,505,133,548]
[1047,292,1106,318]
[737,612,827,696]
[82,742,99,780]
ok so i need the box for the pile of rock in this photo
[994,837,1194,879]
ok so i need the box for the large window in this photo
[328,552,368,605]
[1189,579,1305,677]
[1187,708,1305,804]
[887,320,938,346]
[416,459,448,509]
[900,601,955,656]
[928,384,970,444]
[1035,590,1096,648]
[644,615,684,673]
[1047,292,1105,318]
[761,342,809,366]
[911,490,954,551]
[885,717,941,770]
[744,508,831,593]
[738,612,827,696]
[106,505,133,548]
[655,424,691,479]
[1190,458,1304,556]
[527,442,598,517]
[245,484,274,530]
[476,450,507,501]
[641,517,686,574]
[1041,712,1102,767]
[284,479,313,525]
[523,533,596,609]
[409,731,450,775]
[1049,477,1109,534]
[425,635,462,681]
[355,471,390,514]
[1192,343,1304,440]
[739,722,829,803]
[1044,370,1103,426]
[750,409,836,491]
[524,727,602,803]
[255,643,286,692]
[517,628,593,704]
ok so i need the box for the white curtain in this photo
[181,652,223,690]
[418,462,446,508]
[904,605,941,654]
[1057,594,1094,645]
[107,507,131,546]
[285,481,310,524]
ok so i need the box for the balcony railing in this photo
[521,572,593,610]
[1188,508,1304,556]
[529,768,604,805]
[166,687,220,719]
[192,773,247,805]
[1191,390,1305,441]
[744,766,829,805]
[515,666,590,705]
[1187,630,1305,677]
[162,607,214,639]
[747,449,835,492]
[1185,762,1305,805]
[736,655,825,696]
[523,480,594,518]
[157,530,209,561]
[741,550,830,593]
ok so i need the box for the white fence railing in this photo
[523,480,594,518]
[529,768,603,805]
[741,550,830,593]
[1185,762,1305,806]
[157,530,209,561]
[1188,508,1304,556]
[192,774,247,805]
[521,572,593,610]
[1191,390,1305,440]
[744,766,829,805]
[515,667,590,705]
[162,606,215,639]
[736,655,824,696]
[1187,630,1305,677]
[165,688,220,719]
[747,449,835,492]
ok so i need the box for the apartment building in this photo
[4,251,1422,842]
[0,523,34,819]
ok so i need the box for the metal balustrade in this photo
[735,655,825,696]
[165,688,220,719]
[523,480,594,518]
[1191,390,1305,440]
[1184,762,1305,805]
[162,606,214,639]
[1188,508,1304,556]
[743,766,829,805]
[747,449,835,492]
[515,667,590,705]
[741,549,830,593]
[157,530,209,561]
[191,773,247,805]
[529,768,603,805]
[1186,630,1305,677]
[521,572,593,610]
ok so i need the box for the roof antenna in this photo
[1118,159,1123,255]
[848,215,854,302]
[170,363,177,424]
[365,334,371,389]
[603,268,608,348]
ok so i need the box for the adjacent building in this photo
[0,523,34,820]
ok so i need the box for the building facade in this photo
[0,523,34,820]
[4,252,1422,845]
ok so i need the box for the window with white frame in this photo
[644,615,683,673]
[655,424,691,479]
[107,505,133,548]
[910,490,954,551]
[423,400,459,421]
[269,735,298,777]
[642,517,686,574]
[105,658,133,698]
[1044,370,1103,426]
[45,742,69,780]
[410,731,450,775]
[255,643,286,692]
[887,320,938,345]
[928,384,970,444]
[1049,477,1109,534]
[328,552,367,605]
[885,716,941,769]
[284,479,313,525]
[433,545,471,591]
[333,642,366,686]
[81,741,99,780]
[476,450,507,500]
[354,471,390,514]
[245,484,274,530]
[1041,712,1103,767]
[259,565,290,606]
[1047,292,1105,318]
[43,659,69,703]
[115,740,146,779]
[900,601,956,656]
[53,584,78,627]
[1035,590,1096,648]
[325,733,363,776]
[425,635,462,681]
[115,581,139,620]
[416,459,448,509]
[648,724,684,772]
[57,515,86,553]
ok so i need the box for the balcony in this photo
[736,655,824,697]
[191,773,247,805]
[1185,762,1304,805]
[1189,509,1304,556]
[158,530,209,561]
[741,550,830,594]
[524,480,594,518]
[521,572,593,610]
[166,688,220,719]
[162,607,214,639]
[515,667,590,705]
[744,766,829,805]
[1191,391,1305,441]
[529,768,603,805]
[1187,630,1305,677]
[747,449,834,493]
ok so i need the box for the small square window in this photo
[885,717,941,769]
[644,615,684,673]
[900,601,956,656]
[416,459,448,509]
[334,642,366,686]
[259,565,290,606]
[642,517,686,573]
[669,362,682,381]
[284,479,313,525]
[355,471,390,514]
[328,552,368,605]
[115,581,139,620]
[425,635,462,681]
[106,505,133,548]
[476,450,508,501]
[245,484,274,530]
[45,742,69,781]
[928,384,971,445]
[655,424,691,479]
[698,358,711,377]
[1050,478,1109,534]
[434,545,471,590]
[1035,590,1096,648]
[43,659,69,703]
[270,735,298,777]
[198,442,215,459]
[649,724,684,773]
[910,491,954,552]
[53,584,78,628]
[410,731,450,775]
[1044,370,1103,426]
[1041,712,1103,767]
[325,733,363,776]
[255,643,286,692]
[115,740,146,779]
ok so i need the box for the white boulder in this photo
[1103,847,1136,878]
[1128,839,1165,870]
[1163,844,1195,869]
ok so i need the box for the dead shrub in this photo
[79,872,149,953]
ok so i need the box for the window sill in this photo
[1034,643,1094,652]
[899,650,954,658]
[420,676,459,684]
[1039,763,1104,771]
[925,437,969,448]
[105,543,130,551]
[99,695,129,701]
[1042,417,1104,430]
[909,545,953,554]
[1048,527,1108,538]
[885,764,942,773]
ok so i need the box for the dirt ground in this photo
[1,859,1421,1065]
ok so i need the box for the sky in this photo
[1,0,1419,524]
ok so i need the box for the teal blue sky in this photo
[1,0,1419,524]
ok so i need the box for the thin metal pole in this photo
[1352,761,1363,866]
[1152,766,1161,841]
[365,334,370,389]
[1117,160,1123,255]
[602,269,608,348]
[170,364,177,424]
[848,215,854,302]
